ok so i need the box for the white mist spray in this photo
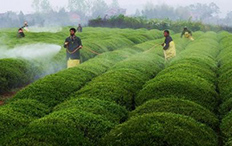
[0,43,65,79]
[29,27,62,33]
[0,44,61,60]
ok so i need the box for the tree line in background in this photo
[0,0,232,31]
[89,15,226,33]
[0,0,122,28]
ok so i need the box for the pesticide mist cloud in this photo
[0,44,61,60]
[29,27,63,33]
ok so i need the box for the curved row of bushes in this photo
[218,32,232,145]
[102,32,220,146]
[136,32,219,112]
[103,112,218,146]
[72,50,164,110]
[0,28,163,94]
[1,100,126,146]
[0,32,164,143]
[0,38,169,145]
[0,58,40,94]
[5,34,189,145]
[72,34,188,110]
[0,48,136,141]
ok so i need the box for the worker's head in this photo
[184,26,187,30]
[164,30,170,37]
[70,28,76,36]
[18,28,23,32]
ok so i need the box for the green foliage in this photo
[136,32,219,112]
[12,68,95,108]
[131,98,219,129]
[136,73,218,111]
[162,63,217,84]
[221,111,232,142]
[1,27,228,146]
[54,97,128,124]
[0,58,39,93]
[3,109,114,146]
[74,69,146,110]
[0,27,164,143]
[0,27,161,93]
[102,113,218,146]
[11,46,139,108]
[72,48,164,110]
[218,32,232,144]
[89,15,223,32]
[0,107,34,140]
[2,99,49,118]
[220,98,232,116]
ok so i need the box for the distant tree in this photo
[40,0,52,13]
[68,0,92,13]
[91,0,108,18]
[188,2,220,20]
[32,0,52,13]
[32,0,41,12]
[134,9,141,17]
[18,11,25,25]
[175,6,191,20]
[142,3,175,20]
[110,0,119,8]
[224,11,232,26]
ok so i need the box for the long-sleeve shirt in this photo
[64,35,82,60]
[163,36,173,50]
[181,29,192,38]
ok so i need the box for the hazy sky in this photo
[0,0,231,17]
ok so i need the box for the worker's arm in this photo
[163,37,172,50]
[64,38,69,48]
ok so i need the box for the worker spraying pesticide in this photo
[162,30,176,61]
[64,28,83,68]
[22,21,29,32]
[181,26,194,40]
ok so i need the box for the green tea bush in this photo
[137,32,219,112]
[0,58,38,93]
[136,72,218,111]
[54,97,128,123]
[221,111,232,141]
[170,57,218,72]
[160,63,216,84]
[131,98,218,129]
[11,48,138,108]
[217,32,232,145]
[0,28,164,142]
[0,107,33,140]
[220,98,232,116]
[74,69,146,110]
[102,113,218,146]
[72,48,164,110]
[3,109,114,146]
[1,99,49,118]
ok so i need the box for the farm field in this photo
[0,27,232,146]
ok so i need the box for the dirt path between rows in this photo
[0,88,23,106]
